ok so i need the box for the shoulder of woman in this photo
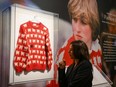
[79,60,92,68]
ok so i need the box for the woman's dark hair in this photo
[70,40,90,60]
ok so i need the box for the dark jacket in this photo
[58,60,93,87]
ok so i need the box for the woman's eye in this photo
[70,50,73,53]
[72,18,78,22]
[80,15,88,25]
[81,20,87,25]
[69,49,72,53]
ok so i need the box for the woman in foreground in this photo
[58,40,93,87]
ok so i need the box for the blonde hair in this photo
[68,0,100,41]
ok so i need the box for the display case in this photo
[1,3,59,86]
[92,65,113,87]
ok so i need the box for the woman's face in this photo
[72,19,92,44]
[68,45,74,59]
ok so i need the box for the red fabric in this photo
[90,50,102,69]
[46,80,59,87]
[56,36,74,66]
[13,21,52,73]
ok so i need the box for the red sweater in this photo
[13,21,53,73]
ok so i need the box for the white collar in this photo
[89,39,101,53]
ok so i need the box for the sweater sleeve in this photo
[13,24,28,73]
[44,27,53,70]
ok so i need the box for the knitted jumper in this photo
[13,21,53,73]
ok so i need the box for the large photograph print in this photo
[1,0,115,87]
[9,4,57,84]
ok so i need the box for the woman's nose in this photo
[68,50,70,53]
[68,49,71,53]
[73,21,81,33]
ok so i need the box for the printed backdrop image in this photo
[0,0,115,87]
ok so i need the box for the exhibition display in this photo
[2,4,58,85]
[1,3,113,87]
